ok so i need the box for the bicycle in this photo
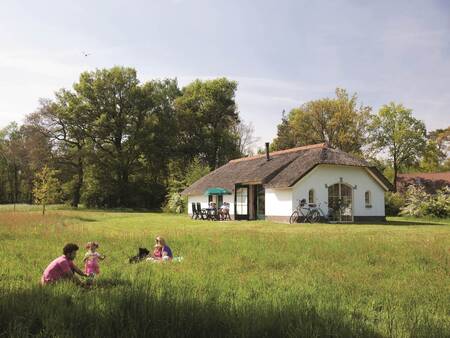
[289,200,333,224]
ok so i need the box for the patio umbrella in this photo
[204,187,232,196]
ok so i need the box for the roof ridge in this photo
[398,172,450,176]
[229,143,327,163]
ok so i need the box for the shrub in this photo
[400,185,450,218]
[400,185,429,217]
[423,187,450,218]
[385,192,405,216]
[164,192,186,214]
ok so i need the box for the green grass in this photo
[0,209,449,337]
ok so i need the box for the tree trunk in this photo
[42,203,46,216]
[71,156,83,208]
[393,164,398,193]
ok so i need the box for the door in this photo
[235,185,249,220]
[328,183,353,222]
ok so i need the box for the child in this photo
[152,243,163,260]
[83,241,106,276]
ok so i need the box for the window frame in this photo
[364,190,372,208]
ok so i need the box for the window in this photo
[308,189,315,204]
[365,191,371,208]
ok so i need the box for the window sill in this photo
[365,205,372,208]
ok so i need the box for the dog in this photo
[129,247,150,263]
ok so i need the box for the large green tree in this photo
[272,88,371,154]
[175,78,241,169]
[71,67,151,207]
[368,102,427,191]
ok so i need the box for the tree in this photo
[271,110,296,151]
[27,95,88,208]
[175,78,241,169]
[368,102,427,191]
[234,120,259,156]
[71,67,150,207]
[272,88,371,153]
[33,165,61,215]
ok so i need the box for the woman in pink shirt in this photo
[41,243,89,285]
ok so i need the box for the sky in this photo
[0,0,449,149]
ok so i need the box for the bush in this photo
[400,185,450,218]
[164,192,187,214]
[423,187,450,218]
[385,192,405,216]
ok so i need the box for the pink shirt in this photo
[41,255,75,285]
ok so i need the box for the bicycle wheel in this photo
[289,211,299,224]
[309,210,320,223]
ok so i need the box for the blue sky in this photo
[0,0,449,149]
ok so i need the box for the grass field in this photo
[0,207,449,337]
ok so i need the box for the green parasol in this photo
[204,187,232,196]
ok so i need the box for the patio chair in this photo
[191,202,197,219]
[196,202,206,220]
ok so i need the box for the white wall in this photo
[265,188,293,216]
[291,164,385,217]
[187,194,235,215]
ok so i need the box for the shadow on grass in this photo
[378,220,449,226]
[0,286,386,338]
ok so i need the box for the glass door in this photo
[235,185,249,220]
[328,183,353,222]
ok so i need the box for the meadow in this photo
[0,206,449,337]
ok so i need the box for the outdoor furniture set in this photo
[191,202,231,221]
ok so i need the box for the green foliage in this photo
[175,78,241,169]
[400,185,450,218]
[0,210,449,337]
[272,88,371,154]
[164,192,186,214]
[423,187,450,218]
[164,157,210,213]
[385,192,405,216]
[368,103,427,190]
[185,157,211,187]
[32,166,62,215]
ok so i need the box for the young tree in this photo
[33,165,61,215]
[27,95,88,208]
[368,102,427,191]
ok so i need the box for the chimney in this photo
[265,142,270,161]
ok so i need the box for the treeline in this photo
[271,88,450,189]
[1,70,448,210]
[0,67,256,209]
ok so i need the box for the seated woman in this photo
[155,236,173,261]
[219,202,230,220]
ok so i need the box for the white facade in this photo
[265,188,293,217]
[290,164,385,218]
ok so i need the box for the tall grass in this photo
[0,210,449,337]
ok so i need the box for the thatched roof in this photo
[181,143,392,195]
[397,172,450,194]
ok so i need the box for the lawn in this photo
[0,208,449,337]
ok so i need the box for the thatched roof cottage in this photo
[182,143,392,223]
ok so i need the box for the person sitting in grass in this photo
[41,243,89,286]
[155,236,173,261]
[152,243,163,260]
